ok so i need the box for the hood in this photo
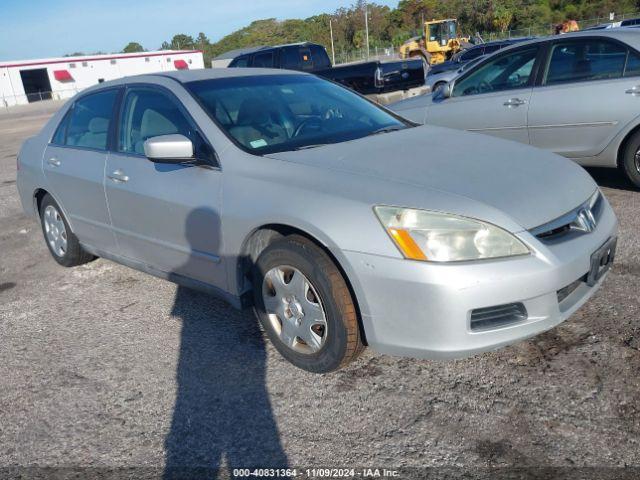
[265,125,597,231]
[390,91,433,113]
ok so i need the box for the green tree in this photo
[168,0,640,66]
[122,42,144,53]
[168,34,196,50]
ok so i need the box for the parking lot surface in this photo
[1,103,639,477]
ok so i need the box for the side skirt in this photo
[81,244,250,310]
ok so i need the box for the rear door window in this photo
[230,56,250,68]
[545,39,627,85]
[621,18,640,26]
[65,89,118,150]
[281,47,301,70]
[252,52,275,68]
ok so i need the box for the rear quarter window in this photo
[625,50,640,76]
[51,110,71,145]
[310,45,331,69]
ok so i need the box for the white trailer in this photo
[0,50,204,107]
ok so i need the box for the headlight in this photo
[374,206,530,262]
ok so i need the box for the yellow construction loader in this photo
[399,19,470,66]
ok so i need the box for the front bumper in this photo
[344,198,618,360]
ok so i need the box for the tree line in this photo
[120,0,640,64]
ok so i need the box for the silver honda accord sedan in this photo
[390,29,640,188]
[17,68,618,372]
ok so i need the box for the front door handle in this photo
[504,98,527,107]
[47,157,61,167]
[626,85,640,95]
[107,169,129,183]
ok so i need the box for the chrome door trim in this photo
[528,121,618,130]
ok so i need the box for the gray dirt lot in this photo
[0,103,639,478]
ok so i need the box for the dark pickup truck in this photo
[225,42,425,96]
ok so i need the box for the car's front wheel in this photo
[621,130,640,188]
[253,235,364,373]
[39,194,95,267]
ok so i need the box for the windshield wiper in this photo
[368,125,406,136]
[293,144,329,151]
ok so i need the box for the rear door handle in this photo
[504,98,527,107]
[47,157,61,167]
[626,85,640,95]
[107,169,129,183]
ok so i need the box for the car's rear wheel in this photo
[621,130,640,188]
[253,235,364,373]
[39,194,95,267]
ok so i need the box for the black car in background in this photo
[427,37,533,77]
[224,42,425,96]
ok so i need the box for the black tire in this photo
[253,235,364,373]
[621,130,640,188]
[39,194,95,267]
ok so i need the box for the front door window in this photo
[452,47,538,97]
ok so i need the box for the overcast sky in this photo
[0,0,399,61]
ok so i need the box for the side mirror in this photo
[144,134,194,164]
[441,81,454,98]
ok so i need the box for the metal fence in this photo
[1,88,81,110]
[333,45,401,65]
[479,11,640,42]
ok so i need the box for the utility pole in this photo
[329,18,336,65]
[364,1,370,59]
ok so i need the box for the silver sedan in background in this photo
[391,29,640,188]
[17,69,617,373]
[426,56,485,93]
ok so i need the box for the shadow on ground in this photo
[163,287,289,478]
[163,210,288,479]
[586,167,639,192]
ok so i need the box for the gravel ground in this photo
[0,103,639,479]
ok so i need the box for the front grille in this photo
[470,303,528,332]
[557,276,586,303]
[530,192,603,243]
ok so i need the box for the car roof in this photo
[159,67,306,83]
[465,37,532,51]
[215,42,320,60]
[501,28,640,51]
[213,46,268,60]
[73,67,309,96]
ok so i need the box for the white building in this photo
[0,50,204,107]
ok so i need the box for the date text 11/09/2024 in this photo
[232,468,400,477]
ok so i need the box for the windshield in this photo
[186,74,408,154]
